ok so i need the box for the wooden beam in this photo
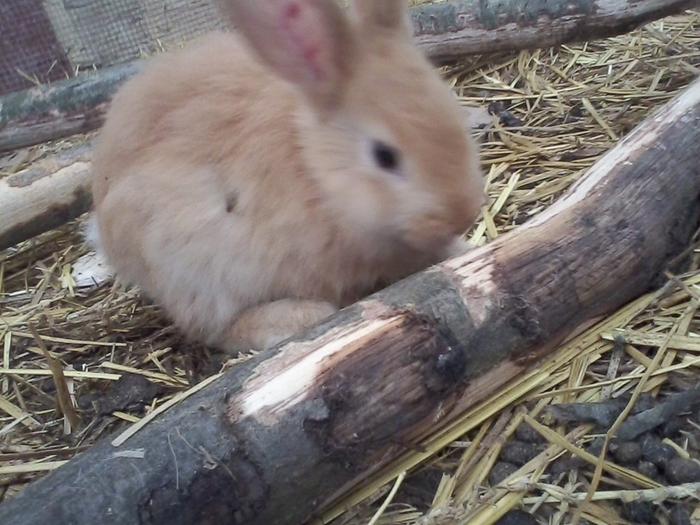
[1,77,698,525]
[0,0,694,153]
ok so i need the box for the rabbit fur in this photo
[91,0,485,350]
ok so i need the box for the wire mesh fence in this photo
[0,0,73,95]
[0,0,225,96]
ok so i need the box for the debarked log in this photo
[0,144,92,250]
[0,74,699,525]
[0,0,695,153]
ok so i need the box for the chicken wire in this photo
[0,0,73,95]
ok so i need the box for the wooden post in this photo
[1,77,699,525]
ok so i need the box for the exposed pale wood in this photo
[0,144,92,250]
[0,77,698,525]
[1,0,693,152]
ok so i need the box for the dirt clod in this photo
[636,460,662,482]
[614,441,642,464]
[641,434,677,467]
[500,441,543,466]
[660,418,683,438]
[622,501,658,524]
[489,461,519,486]
[664,457,700,484]
[515,423,544,444]
[495,510,539,525]
[669,505,691,525]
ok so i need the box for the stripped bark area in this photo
[0,77,698,525]
[0,144,92,250]
[0,0,692,153]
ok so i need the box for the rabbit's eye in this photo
[372,141,401,173]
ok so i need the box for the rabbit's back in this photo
[93,31,299,203]
[92,32,334,344]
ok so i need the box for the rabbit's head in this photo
[224,0,484,254]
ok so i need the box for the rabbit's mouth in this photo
[398,219,458,257]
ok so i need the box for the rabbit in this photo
[91,0,485,351]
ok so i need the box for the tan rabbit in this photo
[91,0,484,351]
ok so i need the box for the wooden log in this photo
[1,77,699,525]
[0,0,693,153]
[0,62,141,154]
[413,0,699,62]
[0,144,92,250]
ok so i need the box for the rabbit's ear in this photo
[351,0,412,35]
[222,0,356,112]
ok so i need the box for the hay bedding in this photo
[1,10,700,525]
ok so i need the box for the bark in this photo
[0,144,92,250]
[1,77,699,525]
[0,0,694,152]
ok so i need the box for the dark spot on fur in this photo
[226,192,239,214]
